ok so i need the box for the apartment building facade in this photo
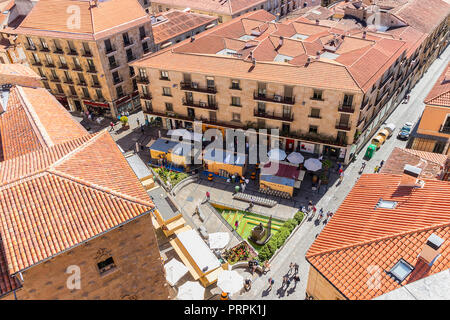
[5,0,155,118]
[151,0,319,23]
[132,10,410,164]
[409,62,450,155]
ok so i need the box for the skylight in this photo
[320,52,340,60]
[274,54,293,62]
[239,35,256,41]
[291,33,309,40]
[388,259,414,282]
[376,199,397,209]
[216,48,237,56]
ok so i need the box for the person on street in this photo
[293,275,300,288]
[235,220,239,230]
[234,185,240,194]
[136,118,140,127]
[206,191,210,201]
[289,262,294,274]
[241,183,246,192]
[339,171,344,183]
[244,278,252,291]
[268,277,274,290]
[374,165,379,173]
[110,121,115,132]
[380,160,384,168]
[294,263,299,274]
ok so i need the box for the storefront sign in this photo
[83,100,110,109]
[299,142,315,154]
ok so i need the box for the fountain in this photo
[249,216,273,246]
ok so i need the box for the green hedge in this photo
[257,211,305,263]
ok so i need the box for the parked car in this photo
[371,135,386,149]
[397,122,414,140]
[383,123,396,138]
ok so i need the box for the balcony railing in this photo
[50,77,60,83]
[109,62,119,70]
[53,47,64,54]
[127,55,136,62]
[72,65,83,72]
[375,89,389,105]
[136,76,149,84]
[123,37,134,47]
[338,104,355,113]
[105,45,116,54]
[113,77,123,85]
[31,61,42,66]
[253,91,295,105]
[440,125,450,134]
[64,78,73,84]
[254,108,294,122]
[26,45,37,51]
[180,82,217,94]
[66,48,78,56]
[39,46,50,52]
[91,82,101,88]
[45,62,55,68]
[86,67,97,73]
[59,63,69,70]
[140,93,152,100]
[82,50,93,57]
[335,120,352,131]
[379,72,393,89]
[182,98,218,110]
[77,81,88,86]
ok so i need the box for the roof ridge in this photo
[14,86,50,148]
[47,168,153,208]
[424,89,450,105]
[400,148,445,165]
[306,220,450,259]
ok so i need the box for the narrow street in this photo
[237,45,450,300]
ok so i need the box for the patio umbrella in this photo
[304,158,322,171]
[177,281,205,300]
[208,232,230,250]
[287,152,304,164]
[267,148,287,161]
[217,270,244,295]
[164,258,189,287]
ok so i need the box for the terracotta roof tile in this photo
[306,174,450,299]
[152,10,217,45]
[424,62,450,106]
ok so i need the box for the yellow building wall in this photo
[306,266,346,300]
[260,179,293,196]
[204,161,245,176]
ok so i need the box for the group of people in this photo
[267,262,300,292]
[373,160,385,173]
[304,201,333,222]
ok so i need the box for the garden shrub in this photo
[294,211,304,224]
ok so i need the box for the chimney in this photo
[418,234,444,266]
[399,164,423,187]
[252,58,256,66]
[315,19,319,25]
[190,36,195,42]
[305,57,311,67]
[362,31,367,39]
[279,36,284,47]
[316,51,320,60]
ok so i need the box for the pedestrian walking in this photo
[109,121,115,132]
[140,124,144,133]
[289,262,294,274]
[234,220,239,230]
[241,183,246,192]
[136,118,140,127]
[294,263,299,274]
[268,277,274,290]
[374,165,379,173]
[234,185,240,194]
[339,171,344,183]
[312,206,317,215]
[337,163,342,173]
[282,275,288,287]
[338,167,343,175]
[293,275,300,288]
[206,191,210,201]
[380,160,384,168]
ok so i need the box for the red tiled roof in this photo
[0,86,87,160]
[380,147,447,180]
[152,10,217,45]
[151,0,267,16]
[306,174,450,300]
[424,62,450,107]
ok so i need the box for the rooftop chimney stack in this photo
[362,31,367,39]
[399,164,424,187]
[316,51,320,59]
[279,36,284,47]
[315,19,319,25]
[418,234,444,266]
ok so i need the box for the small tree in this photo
[120,116,129,126]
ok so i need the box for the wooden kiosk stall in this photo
[203,148,247,178]
[170,228,228,287]
[259,161,305,197]
[149,188,186,237]
[149,138,201,169]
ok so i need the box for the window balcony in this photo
[136,76,149,84]
[439,125,450,134]
[50,77,60,83]
[109,62,120,70]
[77,81,88,87]
[140,93,152,100]
[253,108,294,122]
[113,77,123,85]
[72,65,83,72]
[64,78,74,84]
[335,120,352,131]
[59,63,69,70]
[39,46,50,52]
[310,95,324,101]
[105,45,116,55]
[31,61,42,66]
[124,37,134,47]
[253,91,295,105]
[379,72,393,89]
[127,55,136,62]
[66,49,78,56]
[91,82,101,88]
[45,62,55,68]
[338,104,355,113]
[82,50,93,57]
[53,47,64,54]
[180,82,217,94]
[182,98,218,110]
[26,45,37,51]
[86,67,97,74]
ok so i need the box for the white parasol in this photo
[267,148,287,161]
[217,270,244,294]
[287,152,305,164]
[164,258,189,287]
[304,158,322,171]
[208,232,230,250]
[177,281,205,300]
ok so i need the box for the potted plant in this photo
[120,116,129,129]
